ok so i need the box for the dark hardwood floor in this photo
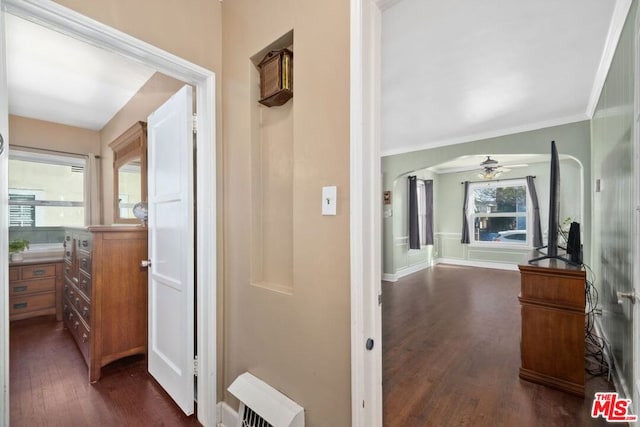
[382,264,615,427]
[10,315,200,426]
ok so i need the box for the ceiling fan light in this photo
[479,167,502,180]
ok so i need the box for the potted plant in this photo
[9,239,29,262]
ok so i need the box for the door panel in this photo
[147,85,194,415]
[0,6,10,425]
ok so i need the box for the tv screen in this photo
[547,140,560,257]
[529,140,573,264]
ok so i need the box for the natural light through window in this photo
[467,179,529,246]
[9,149,85,228]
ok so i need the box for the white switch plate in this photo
[322,186,337,215]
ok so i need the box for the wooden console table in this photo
[518,258,586,397]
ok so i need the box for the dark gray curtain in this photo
[461,181,470,244]
[526,175,543,247]
[424,179,434,245]
[408,176,420,249]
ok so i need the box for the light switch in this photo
[322,186,337,215]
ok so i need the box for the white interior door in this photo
[0,6,10,426]
[147,85,194,415]
[634,27,640,411]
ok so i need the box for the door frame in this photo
[0,1,217,425]
[350,0,383,426]
[634,6,640,411]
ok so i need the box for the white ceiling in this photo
[381,0,628,156]
[6,14,156,131]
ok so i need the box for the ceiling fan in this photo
[477,156,530,180]
[478,156,502,180]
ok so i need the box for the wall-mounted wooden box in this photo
[258,48,293,107]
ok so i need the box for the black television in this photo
[529,140,575,264]
[547,140,560,257]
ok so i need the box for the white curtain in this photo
[84,154,102,225]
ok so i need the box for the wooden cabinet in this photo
[63,226,148,382]
[518,259,586,396]
[9,261,63,321]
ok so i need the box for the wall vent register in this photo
[228,372,304,427]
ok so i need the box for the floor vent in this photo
[228,372,304,427]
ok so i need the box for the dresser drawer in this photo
[21,264,56,280]
[9,267,19,282]
[77,270,92,301]
[64,234,73,263]
[65,300,90,365]
[77,251,92,276]
[10,292,55,317]
[63,279,78,302]
[71,292,91,324]
[63,261,73,280]
[77,235,92,253]
[10,277,56,296]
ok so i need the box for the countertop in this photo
[9,256,64,267]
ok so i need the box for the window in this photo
[467,179,529,246]
[9,193,36,227]
[9,149,86,228]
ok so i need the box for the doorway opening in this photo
[0,1,217,425]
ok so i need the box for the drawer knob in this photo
[13,286,27,293]
[13,302,27,310]
[32,269,45,276]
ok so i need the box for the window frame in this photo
[8,148,86,228]
[466,178,532,248]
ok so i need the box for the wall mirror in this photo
[109,121,147,224]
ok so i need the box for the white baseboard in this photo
[381,273,397,282]
[593,317,630,399]
[435,257,519,271]
[383,260,432,282]
[217,401,238,427]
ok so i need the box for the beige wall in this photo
[8,115,100,155]
[222,1,351,426]
[100,72,185,224]
[50,2,351,424]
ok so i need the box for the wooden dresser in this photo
[9,260,63,321]
[518,258,586,396]
[63,226,148,382]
